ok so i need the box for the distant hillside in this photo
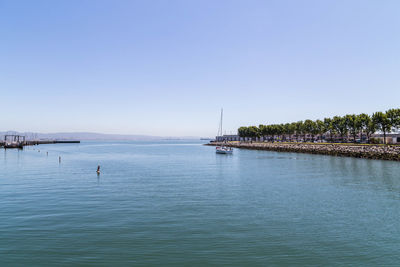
[0,131,199,141]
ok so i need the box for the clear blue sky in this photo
[1,0,399,137]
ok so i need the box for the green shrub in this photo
[370,137,382,144]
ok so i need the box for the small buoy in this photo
[46,152,48,156]
[96,165,101,174]
[59,156,61,163]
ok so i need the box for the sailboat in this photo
[216,109,233,154]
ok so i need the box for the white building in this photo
[372,133,400,144]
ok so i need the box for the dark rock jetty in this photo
[207,142,400,161]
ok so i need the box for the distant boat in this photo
[215,108,233,154]
[216,146,233,154]
[4,142,23,149]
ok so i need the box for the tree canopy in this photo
[237,108,400,144]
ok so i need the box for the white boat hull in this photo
[216,147,233,154]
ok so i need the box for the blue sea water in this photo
[1,141,400,266]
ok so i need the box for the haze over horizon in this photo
[1,0,400,136]
[0,130,204,140]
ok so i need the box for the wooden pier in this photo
[1,135,80,149]
[3,135,25,149]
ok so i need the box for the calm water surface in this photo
[1,141,400,266]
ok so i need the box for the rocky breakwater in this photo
[207,142,400,161]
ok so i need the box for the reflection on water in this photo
[323,155,400,194]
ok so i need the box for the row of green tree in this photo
[238,109,400,144]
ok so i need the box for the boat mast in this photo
[220,108,223,137]
[217,108,223,138]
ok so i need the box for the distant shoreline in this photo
[206,142,400,161]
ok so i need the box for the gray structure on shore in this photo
[215,134,240,142]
